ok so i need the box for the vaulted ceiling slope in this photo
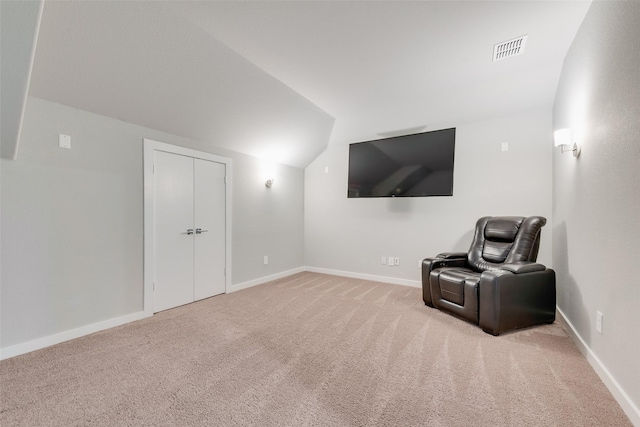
[20,1,591,168]
[28,1,334,168]
[0,0,43,160]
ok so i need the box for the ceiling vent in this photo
[493,35,528,62]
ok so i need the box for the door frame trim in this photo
[143,139,232,316]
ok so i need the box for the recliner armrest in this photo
[498,262,546,274]
[478,268,556,335]
[436,252,468,260]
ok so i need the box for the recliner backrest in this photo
[467,216,545,272]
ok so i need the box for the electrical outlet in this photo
[394,257,400,266]
[263,255,268,265]
[388,255,394,267]
[596,311,603,334]
[381,256,386,265]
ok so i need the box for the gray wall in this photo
[0,97,304,349]
[552,0,640,413]
[305,109,553,283]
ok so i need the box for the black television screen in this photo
[347,127,455,198]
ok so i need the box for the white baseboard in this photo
[304,266,421,288]
[1,267,306,360]
[0,310,150,361]
[229,267,306,293]
[557,307,640,426]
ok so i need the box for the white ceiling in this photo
[26,1,592,168]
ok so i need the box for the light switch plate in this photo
[59,134,71,149]
[596,311,603,334]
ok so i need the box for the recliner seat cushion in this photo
[430,266,481,323]
[436,268,481,305]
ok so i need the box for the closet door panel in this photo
[153,151,195,312]
[194,159,226,300]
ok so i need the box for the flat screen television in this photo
[347,127,456,198]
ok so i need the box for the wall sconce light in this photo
[265,178,275,188]
[554,128,581,157]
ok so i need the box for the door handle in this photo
[183,229,194,235]
[195,228,209,234]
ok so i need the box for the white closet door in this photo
[194,159,226,300]
[153,151,195,312]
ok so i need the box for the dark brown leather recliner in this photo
[422,216,556,335]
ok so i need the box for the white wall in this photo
[0,97,304,351]
[552,0,640,421]
[305,110,553,284]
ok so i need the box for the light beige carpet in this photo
[0,272,632,426]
